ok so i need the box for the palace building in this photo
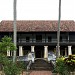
[0,20,75,59]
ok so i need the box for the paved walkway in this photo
[0,71,52,75]
[22,71,52,75]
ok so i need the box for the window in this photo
[36,35,42,42]
[48,36,51,42]
[60,36,62,42]
[26,37,30,42]
[60,36,68,42]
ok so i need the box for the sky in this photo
[0,0,75,22]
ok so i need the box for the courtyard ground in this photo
[21,71,52,75]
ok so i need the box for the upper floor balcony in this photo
[17,38,75,46]
[1,32,75,45]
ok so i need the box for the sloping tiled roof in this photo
[0,20,75,32]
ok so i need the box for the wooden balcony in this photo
[17,39,75,46]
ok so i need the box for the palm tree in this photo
[13,0,17,63]
[56,0,61,58]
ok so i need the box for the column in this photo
[44,46,48,58]
[56,46,60,57]
[11,51,13,56]
[65,48,67,56]
[68,46,72,55]
[19,46,23,56]
[31,46,35,63]
[31,46,35,52]
[7,50,10,56]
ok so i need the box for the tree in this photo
[0,36,16,55]
[56,0,61,58]
[13,0,17,63]
[0,36,22,75]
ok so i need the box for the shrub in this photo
[52,55,75,75]
[17,61,27,70]
[54,57,69,75]
[0,54,22,75]
[4,62,21,75]
[0,36,21,75]
[64,55,75,72]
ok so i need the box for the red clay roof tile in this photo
[0,20,75,32]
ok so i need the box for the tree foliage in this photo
[0,36,22,75]
[0,36,16,54]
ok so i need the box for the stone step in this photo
[30,59,52,70]
[31,66,51,70]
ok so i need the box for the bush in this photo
[4,62,22,75]
[64,55,75,72]
[0,55,22,75]
[54,57,69,75]
[0,36,23,75]
[53,55,75,75]
[17,61,28,70]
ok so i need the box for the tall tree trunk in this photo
[56,0,61,58]
[13,0,17,63]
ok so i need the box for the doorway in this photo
[35,46,44,58]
